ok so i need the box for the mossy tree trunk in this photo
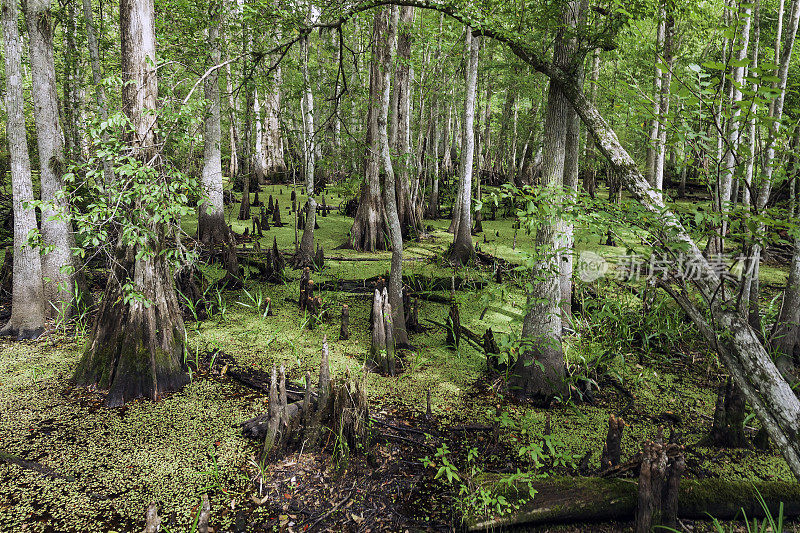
[73,0,188,406]
[347,9,389,252]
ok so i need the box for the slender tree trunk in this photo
[584,49,601,198]
[296,29,317,267]
[82,0,114,186]
[225,59,239,180]
[645,7,666,186]
[74,0,188,407]
[199,3,229,248]
[719,1,753,244]
[378,6,409,346]
[62,1,80,161]
[238,9,253,221]
[0,0,47,339]
[654,8,675,192]
[25,0,77,317]
[263,64,286,179]
[449,27,478,264]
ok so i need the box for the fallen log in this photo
[467,476,800,531]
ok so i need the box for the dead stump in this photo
[369,288,396,375]
[252,337,370,461]
[340,304,350,340]
[710,377,747,448]
[600,415,625,470]
[634,440,685,533]
[446,300,461,349]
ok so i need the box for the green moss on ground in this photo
[0,184,795,531]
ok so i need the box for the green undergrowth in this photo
[0,184,795,531]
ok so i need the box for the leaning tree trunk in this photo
[378,6,409,347]
[296,30,317,268]
[543,33,800,480]
[0,0,47,340]
[25,0,77,318]
[73,0,189,407]
[449,27,479,265]
[347,9,389,252]
[199,3,230,249]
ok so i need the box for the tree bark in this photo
[199,2,230,249]
[296,29,317,267]
[74,0,188,406]
[347,10,389,251]
[645,8,665,187]
[0,0,47,340]
[449,27,478,265]
[509,4,578,402]
[394,5,420,238]
[25,0,77,317]
[378,6,409,346]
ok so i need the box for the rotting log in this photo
[467,476,800,531]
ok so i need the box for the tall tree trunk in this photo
[74,0,188,407]
[394,5,420,238]
[378,6,409,346]
[0,0,47,340]
[645,6,666,186]
[62,0,80,161]
[449,27,478,264]
[263,64,286,179]
[719,1,753,246]
[584,49,601,198]
[82,0,114,186]
[25,0,77,318]
[254,88,266,184]
[225,59,239,180]
[509,3,579,402]
[238,8,253,221]
[745,0,800,339]
[296,28,317,267]
[654,7,675,192]
[199,2,229,248]
[347,10,389,251]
